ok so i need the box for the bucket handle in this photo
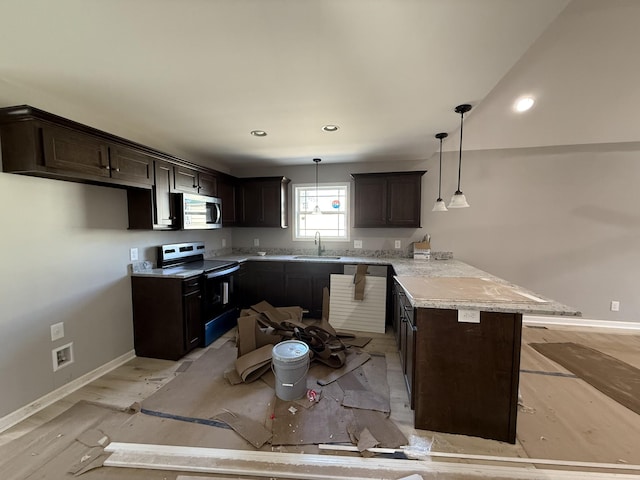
[271,362,309,388]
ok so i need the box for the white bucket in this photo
[272,340,310,401]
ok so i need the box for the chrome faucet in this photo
[314,231,324,256]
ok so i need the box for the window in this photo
[293,183,349,241]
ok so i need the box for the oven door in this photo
[202,264,239,320]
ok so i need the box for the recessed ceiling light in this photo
[250,130,267,137]
[514,97,535,112]
[322,124,339,132]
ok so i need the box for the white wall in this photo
[0,172,231,417]
[232,142,640,324]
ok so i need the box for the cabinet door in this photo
[239,178,289,228]
[217,175,237,225]
[42,125,110,178]
[154,160,176,227]
[284,272,313,311]
[183,290,202,351]
[197,171,217,197]
[353,176,387,227]
[405,308,416,409]
[174,166,199,193]
[387,174,422,227]
[109,145,154,186]
[241,262,286,307]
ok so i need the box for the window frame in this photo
[292,182,350,242]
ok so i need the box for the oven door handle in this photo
[204,264,240,279]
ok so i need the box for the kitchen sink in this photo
[293,255,341,260]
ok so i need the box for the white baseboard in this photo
[0,349,136,434]
[524,315,640,331]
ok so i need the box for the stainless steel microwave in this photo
[175,193,222,229]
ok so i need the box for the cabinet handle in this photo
[115,168,120,172]
[102,165,111,170]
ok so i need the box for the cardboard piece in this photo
[356,427,380,452]
[271,382,353,445]
[141,341,274,429]
[234,344,273,383]
[530,342,640,415]
[237,314,281,357]
[342,390,390,413]
[353,264,368,300]
[250,301,304,324]
[316,351,371,386]
[213,411,272,449]
[351,409,408,448]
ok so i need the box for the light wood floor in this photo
[1,323,639,471]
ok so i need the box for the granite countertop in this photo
[132,254,580,317]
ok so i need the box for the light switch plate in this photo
[221,238,226,248]
[51,322,65,341]
[253,238,260,247]
[354,240,363,249]
[395,240,401,249]
[130,248,138,261]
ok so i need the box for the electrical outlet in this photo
[221,238,226,248]
[52,342,74,371]
[253,238,260,247]
[394,240,402,249]
[130,248,138,261]
[610,300,620,312]
[50,322,64,341]
[354,240,363,249]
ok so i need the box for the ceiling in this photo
[3,0,623,171]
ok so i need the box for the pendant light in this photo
[432,132,449,212]
[448,103,472,208]
[312,158,322,215]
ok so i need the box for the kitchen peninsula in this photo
[134,253,579,444]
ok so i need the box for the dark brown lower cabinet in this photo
[240,261,343,318]
[284,262,344,318]
[413,308,522,443]
[131,276,202,360]
[393,281,522,444]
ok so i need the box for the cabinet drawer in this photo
[182,277,201,294]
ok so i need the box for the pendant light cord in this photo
[457,110,464,191]
[438,137,443,198]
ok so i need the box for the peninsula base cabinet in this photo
[393,283,523,444]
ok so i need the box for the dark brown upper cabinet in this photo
[217,173,238,226]
[237,176,290,228]
[173,166,218,197]
[127,159,177,230]
[0,107,154,189]
[351,171,426,228]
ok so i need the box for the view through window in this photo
[293,183,349,241]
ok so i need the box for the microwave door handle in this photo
[215,203,222,224]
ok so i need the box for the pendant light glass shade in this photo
[312,158,322,215]
[432,132,449,212]
[448,103,472,209]
[448,191,470,208]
